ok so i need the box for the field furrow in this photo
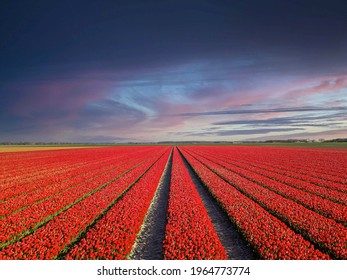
[186,148,347,224]
[1,145,346,260]
[181,148,347,259]
[0,148,169,259]
[64,148,171,260]
[162,148,227,260]
[0,148,159,217]
[0,150,163,246]
[179,148,329,260]
[190,148,347,205]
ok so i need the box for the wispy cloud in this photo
[285,76,347,99]
[213,113,347,128]
[172,128,303,137]
[1,59,347,142]
[72,135,135,143]
[246,128,347,142]
[176,106,347,117]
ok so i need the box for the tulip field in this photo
[0,145,346,260]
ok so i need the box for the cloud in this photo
[71,135,134,143]
[176,106,347,117]
[0,73,149,142]
[77,98,146,129]
[173,128,303,137]
[213,113,347,128]
[245,128,347,142]
[285,76,347,99]
[1,51,347,143]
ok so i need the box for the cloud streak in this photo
[246,128,347,142]
[285,76,347,99]
[176,106,347,117]
[1,1,347,142]
[173,128,304,137]
[213,113,347,128]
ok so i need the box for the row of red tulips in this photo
[206,146,347,189]
[233,152,347,193]
[186,148,347,224]
[250,159,347,191]
[0,148,169,259]
[0,147,155,190]
[1,145,345,260]
[245,147,347,182]
[66,149,170,259]
[163,149,227,260]
[192,146,347,195]
[0,147,160,217]
[179,148,329,259]
[236,159,347,203]
[181,147,347,259]
[0,148,165,246]
[0,146,159,195]
[0,148,96,186]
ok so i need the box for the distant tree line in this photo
[323,138,347,143]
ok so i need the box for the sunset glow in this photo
[1,1,346,142]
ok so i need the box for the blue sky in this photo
[1,0,347,142]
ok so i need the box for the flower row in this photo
[65,149,171,260]
[179,148,329,260]
[186,148,347,224]
[163,149,227,260]
[182,148,347,259]
[190,146,347,189]
[187,147,347,205]
[0,146,159,195]
[0,148,166,246]
[0,148,169,259]
[0,147,159,217]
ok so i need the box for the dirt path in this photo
[178,148,257,260]
[130,149,173,260]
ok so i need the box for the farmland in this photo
[0,145,346,260]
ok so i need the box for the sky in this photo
[1,0,347,143]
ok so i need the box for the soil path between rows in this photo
[178,148,257,260]
[130,148,173,259]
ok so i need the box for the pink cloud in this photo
[284,76,347,99]
[217,74,347,116]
